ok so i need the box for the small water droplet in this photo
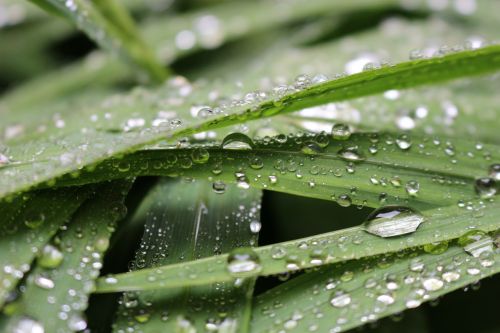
[34,275,55,290]
[191,148,210,164]
[337,147,364,162]
[405,180,420,196]
[330,290,351,308]
[221,133,254,150]
[249,221,262,234]
[38,244,64,269]
[488,164,500,180]
[423,241,449,254]
[301,141,323,155]
[212,181,226,194]
[396,134,412,150]
[227,248,261,277]
[331,124,351,141]
[9,316,44,333]
[422,277,444,291]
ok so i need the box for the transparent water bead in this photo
[9,316,44,333]
[489,164,500,180]
[331,124,351,141]
[37,244,64,269]
[459,231,494,258]
[330,290,351,308]
[474,177,497,198]
[227,248,261,278]
[221,133,254,150]
[363,206,425,238]
[337,147,365,162]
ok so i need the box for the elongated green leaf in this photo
[250,244,499,333]
[56,131,499,210]
[95,198,500,293]
[0,187,91,307]
[0,181,131,332]
[1,45,499,200]
[112,179,262,332]
[27,0,166,81]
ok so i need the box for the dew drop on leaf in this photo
[488,163,500,180]
[474,177,497,198]
[363,206,425,238]
[37,244,64,269]
[212,181,226,194]
[227,248,261,277]
[9,316,44,333]
[191,148,210,164]
[423,240,449,254]
[329,290,351,308]
[337,147,364,162]
[221,133,254,150]
[405,180,420,196]
[331,124,351,141]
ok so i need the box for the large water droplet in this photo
[337,147,364,162]
[191,148,210,164]
[38,244,64,269]
[10,316,44,333]
[331,124,351,141]
[221,133,254,150]
[363,206,424,238]
[489,164,500,180]
[34,275,55,290]
[330,290,351,308]
[474,177,497,198]
[227,248,261,278]
[301,142,323,155]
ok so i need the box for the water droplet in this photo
[212,181,226,194]
[405,180,420,196]
[191,148,210,164]
[396,134,412,150]
[68,314,87,331]
[330,290,351,308]
[249,157,264,170]
[221,133,254,150]
[474,177,497,198]
[10,316,44,333]
[459,231,494,258]
[488,164,500,180]
[376,293,395,305]
[422,277,444,291]
[301,142,323,155]
[337,147,364,162]
[363,206,425,238]
[34,275,55,290]
[337,194,352,207]
[38,244,64,269]
[331,124,351,141]
[249,220,262,234]
[227,248,261,277]
[423,241,449,254]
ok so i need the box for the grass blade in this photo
[251,244,499,332]
[0,181,131,332]
[95,199,500,292]
[27,0,166,82]
[112,179,262,332]
[56,131,499,210]
[1,45,499,200]
[0,187,92,307]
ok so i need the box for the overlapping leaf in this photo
[112,179,262,332]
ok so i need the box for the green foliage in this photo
[0,1,499,332]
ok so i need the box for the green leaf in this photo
[56,131,499,210]
[250,244,499,333]
[0,180,131,332]
[1,45,499,200]
[27,0,166,82]
[0,187,91,307]
[94,198,500,293]
[112,178,262,332]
